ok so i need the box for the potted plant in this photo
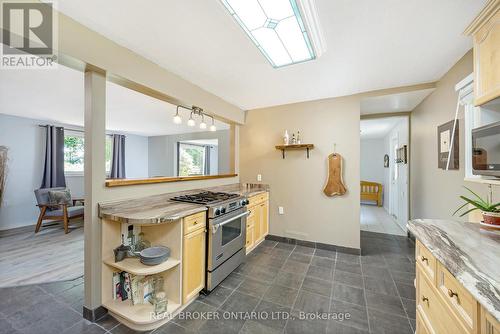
[453,186,500,226]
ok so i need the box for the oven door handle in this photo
[211,211,250,234]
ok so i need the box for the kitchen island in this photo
[408,219,500,333]
[98,183,269,331]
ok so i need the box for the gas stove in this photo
[170,191,249,218]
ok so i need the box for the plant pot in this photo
[482,211,500,226]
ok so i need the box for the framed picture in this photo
[437,120,459,170]
[384,154,389,168]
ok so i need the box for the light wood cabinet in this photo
[415,241,499,334]
[245,192,269,253]
[465,1,500,106]
[182,215,206,304]
[482,307,500,334]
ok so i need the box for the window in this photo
[63,131,113,175]
[178,143,207,176]
[64,132,85,175]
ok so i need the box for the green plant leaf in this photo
[453,201,470,216]
[458,207,480,217]
[463,186,490,206]
[459,196,488,211]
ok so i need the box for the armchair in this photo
[34,187,84,234]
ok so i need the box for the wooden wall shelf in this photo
[275,144,314,159]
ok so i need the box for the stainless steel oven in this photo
[206,207,248,291]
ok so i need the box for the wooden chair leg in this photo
[63,206,69,234]
[35,207,47,233]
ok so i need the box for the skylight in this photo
[221,0,318,68]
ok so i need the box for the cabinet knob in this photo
[447,289,458,298]
[422,296,429,303]
[421,256,428,263]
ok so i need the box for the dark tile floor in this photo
[0,231,415,334]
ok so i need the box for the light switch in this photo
[257,174,262,181]
[278,206,284,215]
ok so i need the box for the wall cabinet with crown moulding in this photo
[465,1,500,106]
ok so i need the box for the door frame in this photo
[360,112,411,233]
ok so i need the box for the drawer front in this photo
[417,269,466,334]
[183,212,206,235]
[437,263,477,332]
[416,240,437,283]
[248,192,268,206]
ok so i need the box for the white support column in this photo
[83,69,106,315]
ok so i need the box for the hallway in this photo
[360,205,406,236]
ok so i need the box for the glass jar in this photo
[134,232,151,252]
[151,276,168,315]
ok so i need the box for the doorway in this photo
[360,115,410,235]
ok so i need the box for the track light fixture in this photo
[173,105,216,131]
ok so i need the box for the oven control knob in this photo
[214,208,220,216]
[240,200,246,206]
[221,207,226,214]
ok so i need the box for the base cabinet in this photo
[245,192,269,253]
[182,217,206,304]
[415,240,499,334]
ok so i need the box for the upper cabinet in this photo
[465,0,500,106]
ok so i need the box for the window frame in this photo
[63,130,85,177]
[177,142,210,177]
[63,130,113,177]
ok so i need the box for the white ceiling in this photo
[52,0,486,110]
[0,65,229,136]
[360,116,406,139]
[360,88,435,115]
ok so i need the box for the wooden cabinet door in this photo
[474,9,500,105]
[251,205,262,243]
[260,201,269,238]
[246,225,255,251]
[182,227,205,304]
[482,308,500,334]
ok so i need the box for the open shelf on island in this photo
[103,298,181,326]
[103,257,180,276]
[275,144,314,159]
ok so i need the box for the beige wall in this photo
[240,97,361,249]
[411,50,499,220]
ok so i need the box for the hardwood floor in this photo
[0,220,84,287]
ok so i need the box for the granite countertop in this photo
[408,219,500,322]
[98,183,269,224]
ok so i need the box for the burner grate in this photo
[170,191,239,205]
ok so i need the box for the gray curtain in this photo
[41,126,66,188]
[110,134,126,179]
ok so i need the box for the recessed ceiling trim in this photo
[220,0,324,68]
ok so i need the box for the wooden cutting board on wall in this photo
[323,153,347,197]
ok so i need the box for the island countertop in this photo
[98,183,269,224]
[407,219,500,322]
